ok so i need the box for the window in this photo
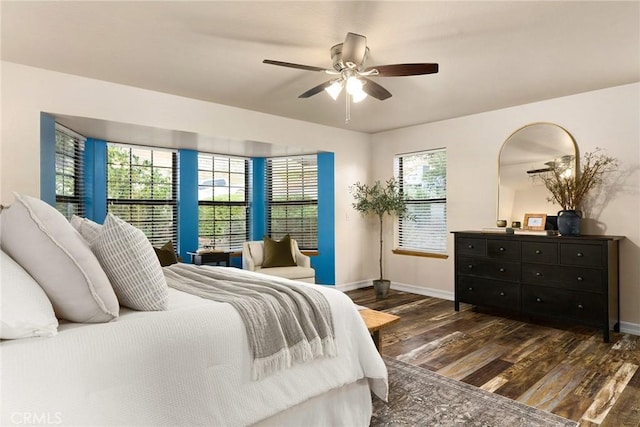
[267,155,318,250]
[395,149,447,254]
[55,124,85,219]
[197,153,249,251]
[106,143,177,246]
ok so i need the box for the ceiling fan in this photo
[263,32,439,114]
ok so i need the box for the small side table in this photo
[187,251,231,267]
[359,309,400,352]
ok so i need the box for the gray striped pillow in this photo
[70,215,102,246]
[92,214,168,311]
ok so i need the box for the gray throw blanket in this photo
[163,264,336,380]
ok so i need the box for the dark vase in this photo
[557,210,582,236]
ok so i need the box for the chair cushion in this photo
[262,235,296,268]
[255,266,315,281]
[0,193,119,323]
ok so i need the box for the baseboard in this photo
[335,279,454,301]
[620,321,640,336]
[390,281,454,301]
[335,280,372,292]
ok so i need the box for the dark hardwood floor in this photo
[346,287,640,427]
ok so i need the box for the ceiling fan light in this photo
[351,90,368,103]
[345,76,364,95]
[325,81,343,100]
[346,76,367,103]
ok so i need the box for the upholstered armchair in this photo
[242,238,315,283]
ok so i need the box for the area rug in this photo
[371,357,578,427]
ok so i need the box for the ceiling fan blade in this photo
[362,78,392,100]
[299,80,334,98]
[263,59,328,73]
[341,32,368,67]
[366,63,439,77]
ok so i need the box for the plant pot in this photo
[557,210,582,236]
[373,279,391,299]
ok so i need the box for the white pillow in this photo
[0,250,58,339]
[0,193,119,323]
[92,214,168,311]
[70,215,102,246]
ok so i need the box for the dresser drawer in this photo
[522,285,603,326]
[456,237,486,257]
[487,239,521,260]
[560,243,602,267]
[457,276,520,310]
[522,242,558,264]
[522,264,603,293]
[457,257,520,282]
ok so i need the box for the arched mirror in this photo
[498,123,577,225]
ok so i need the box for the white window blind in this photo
[197,153,250,251]
[395,149,447,254]
[106,143,177,246]
[55,124,86,219]
[267,155,318,250]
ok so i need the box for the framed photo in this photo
[523,213,547,231]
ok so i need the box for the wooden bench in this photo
[359,309,400,351]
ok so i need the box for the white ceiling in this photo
[2,1,639,135]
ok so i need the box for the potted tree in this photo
[350,177,410,299]
[537,148,617,236]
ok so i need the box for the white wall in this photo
[371,83,640,328]
[0,61,374,285]
[3,61,638,328]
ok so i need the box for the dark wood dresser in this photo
[452,231,623,342]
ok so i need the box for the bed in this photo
[0,194,388,426]
[1,268,387,426]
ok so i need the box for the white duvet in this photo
[0,268,387,426]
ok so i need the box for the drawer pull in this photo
[535,250,542,254]
[468,244,474,249]
[576,252,584,257]
[468,264,474,269]
[468,287,474,291]
[535,272,542,277]
[577,304,584,309]
[499,247,505,252]
[536,297,543,303]
[499,292,505,296]
[499,268,505,272]
[577,276,583,282]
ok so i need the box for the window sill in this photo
[392,249,449,259]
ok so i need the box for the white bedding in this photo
[0,267,387,426]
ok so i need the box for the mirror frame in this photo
[497,122,578,223]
